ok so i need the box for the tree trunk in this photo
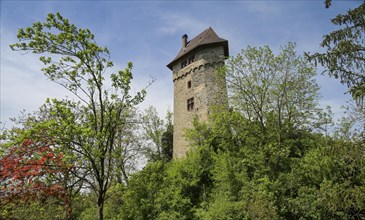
[66,201,73,220]
[97,192,104,220]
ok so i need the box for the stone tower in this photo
[167,27,229,158]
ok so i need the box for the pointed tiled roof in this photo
[167,27,229,70]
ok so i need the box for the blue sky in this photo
[0,0,362,127]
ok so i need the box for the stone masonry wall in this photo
[173,45,227,158]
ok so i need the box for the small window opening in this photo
[187,98,194,111]
[181,55,195,69]
[188,55,195,64]
[181,60,187,68]
[187,80,192,89]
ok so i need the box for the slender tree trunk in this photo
[66,199,73,220]
[97,191,104,220]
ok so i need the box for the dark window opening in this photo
[181,55,195,69]
[187,98,194,111]
[188,55,195,64]
[187,80,192,89]
[181,60,187,68]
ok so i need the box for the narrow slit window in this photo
[187,80,192,89]
[187,98,194,111]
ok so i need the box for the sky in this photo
[0,0,362,128]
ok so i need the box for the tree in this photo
[284,132,365,219]
[142,106,164,162]
[112,108,144,186]
[325,0,332,8]
[142,106,173,163]
[0,138,72,219]
[118,40,363,219]
[10,13,146,220]
[181,43,334,218]
[120,161,167,220]
[306,2,365,106]
[334,101,365,140]
[224,43,327,142]
[161,111,173,163]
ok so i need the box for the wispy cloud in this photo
[157,12,208,36]
[1,28,76,124]
[244,1,281,16]
[1,1,358,127]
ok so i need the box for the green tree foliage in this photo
[120,161,166,220]
[119,42,364,219]
[325,0,332,8]
[142,107,173,163]
[223,43,330,176]
[0,198,69,220]
[284,110,365,219]
[306,2,365,106]
[9,13,146,220]
[192,110,291,219]
[160,112,173,162]
[5,8,364,220]
[121,144,213,220]
[225,43,325,136]
[111,107,144,186]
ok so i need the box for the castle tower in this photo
[167,27,229,158]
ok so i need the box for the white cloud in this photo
[128,53,173,119]
[0,25,173,129]
[1,1,357,128]
[1,29,69,124]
